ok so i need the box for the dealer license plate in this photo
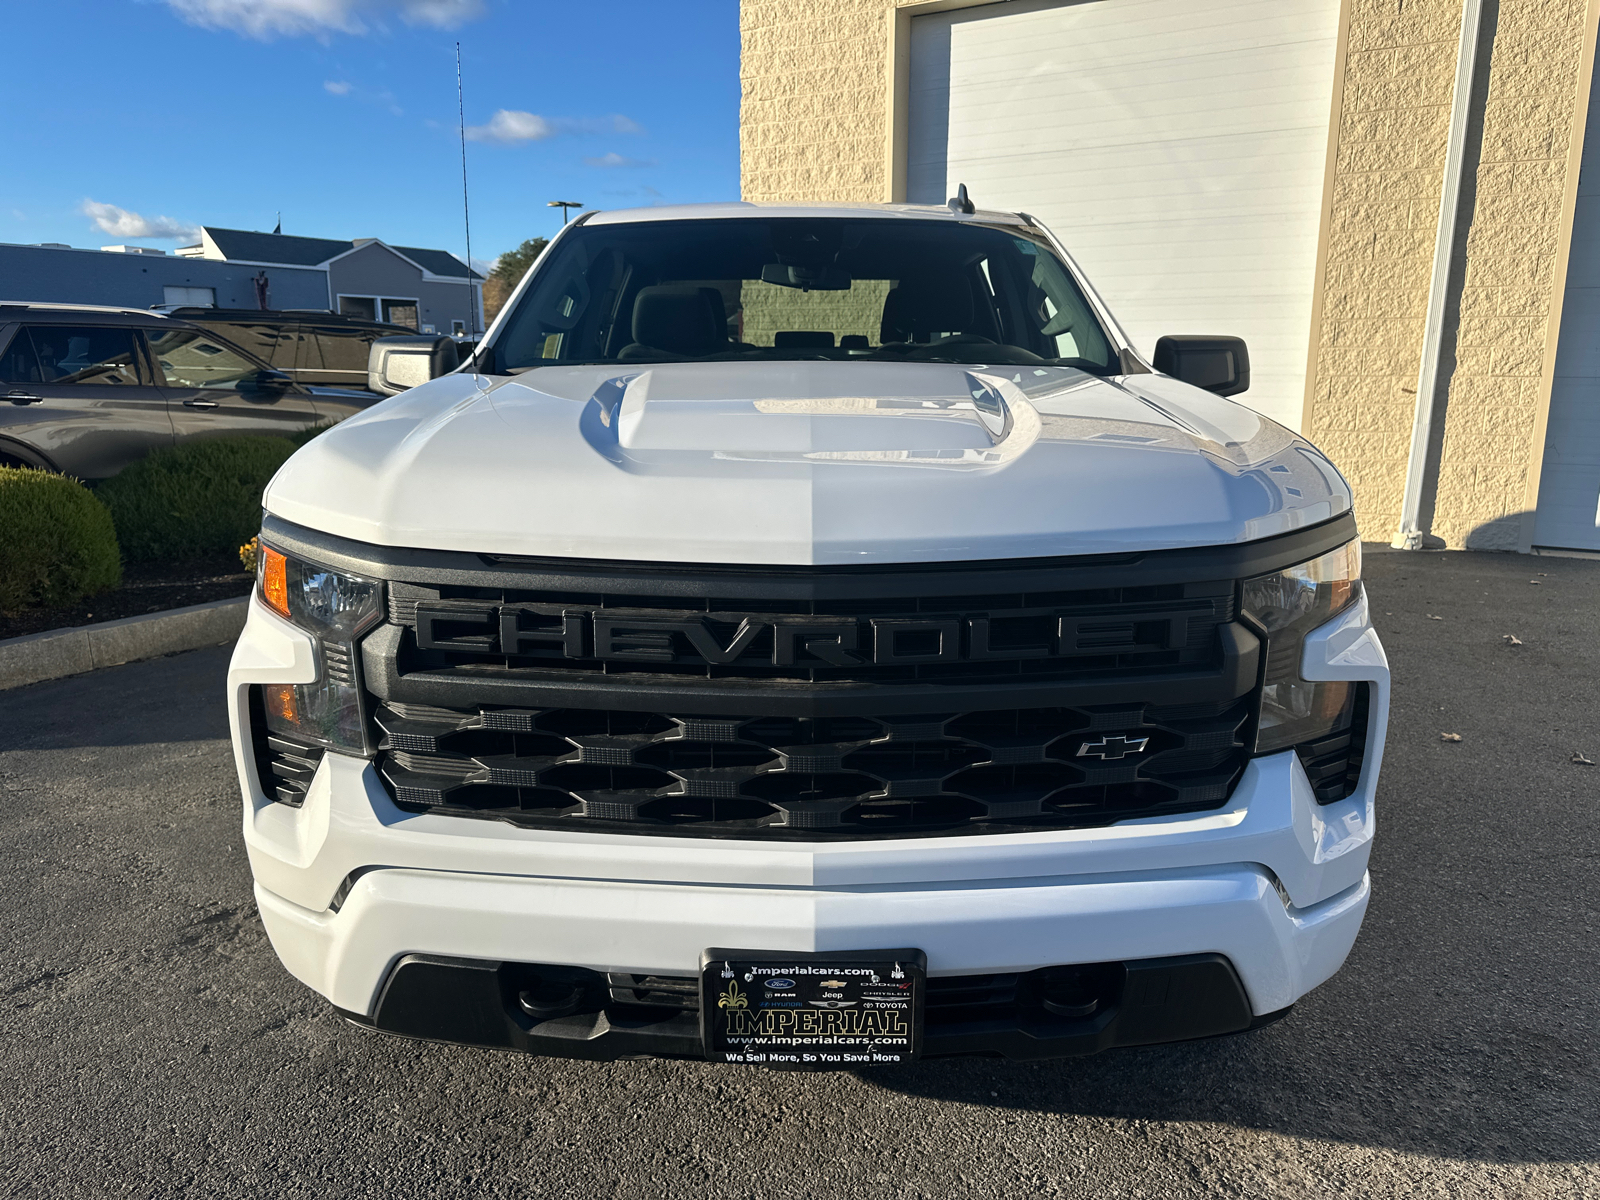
[700,948,926,1065]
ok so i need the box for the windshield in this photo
[490,217,1120,374]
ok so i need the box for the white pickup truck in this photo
[227,199,1388,1066]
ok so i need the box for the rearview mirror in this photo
[759,263,851,291]
[368,336,460,396]
[1153,335,1250,397]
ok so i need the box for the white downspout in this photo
[1393,0,1487,550]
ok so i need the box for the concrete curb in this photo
[0,595,248,691]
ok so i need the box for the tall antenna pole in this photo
[456,41,477,338]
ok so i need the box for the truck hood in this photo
[264,360,1351,565]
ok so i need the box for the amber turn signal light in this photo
[264,682,299,724]
[259,545,290,619]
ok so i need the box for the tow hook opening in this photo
[505,964,599,1023]
[1027,963,1125,1023]
[517,980,587,1021]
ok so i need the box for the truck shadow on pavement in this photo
[850,548,1600,1165]
[846,996,1595,1164]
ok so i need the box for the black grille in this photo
[1296,682,1370,805]
[248,691,326,809]
[606,973,699,1010]
[281,519,1388,839]
[373,696,1251,838]
[509,964,1126,1024]
[385,579,1236,687]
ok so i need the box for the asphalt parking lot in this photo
[2,548,1597,1198]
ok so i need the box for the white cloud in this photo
[163,0,483,40]
[465,109,553,143]
[80,200,198,241]
[322,79,401,114]
[584,152,655,169]
[466,111,646,145]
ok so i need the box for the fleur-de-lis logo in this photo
[717,980,748,1010]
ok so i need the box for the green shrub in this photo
[0,467,122,615]
[96,436,301,562]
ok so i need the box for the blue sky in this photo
[0,0,740,269]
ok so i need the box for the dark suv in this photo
[160,308,414,392]
[0,304,375,479]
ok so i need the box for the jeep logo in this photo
[412,603,1197,668]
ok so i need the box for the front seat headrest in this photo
[880,278,975,342]
[631,286,724,357]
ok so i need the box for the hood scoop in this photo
[594,365,1037,465]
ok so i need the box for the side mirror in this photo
[368,335,460,396]
[242,368,293,393]
[1153,335,1250,397]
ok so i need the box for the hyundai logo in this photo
[765,978,796,990]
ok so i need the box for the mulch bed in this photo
[0,553,253,641]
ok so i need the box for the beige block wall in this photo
[739,279,894,344]
[1433,0,1592,548]
[1303,0,1594,548]
[741,0,897,203]
[1304,0,1465,542]
[743,0,1599,550]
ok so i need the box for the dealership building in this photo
[741,0,1600,553]
[0,227,483,336]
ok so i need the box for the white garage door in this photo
[907,0,1341,430]
[1534,66,1600,551]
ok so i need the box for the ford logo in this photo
[765,978,796,990]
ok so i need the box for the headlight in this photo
[1241,540,1362,755]
[257,543,383,755]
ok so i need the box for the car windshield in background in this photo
[492,218,1120,374]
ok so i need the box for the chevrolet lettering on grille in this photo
[411,603,1199,667]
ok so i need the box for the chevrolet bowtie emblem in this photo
[1077,735,1150,760]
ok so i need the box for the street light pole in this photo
[548,200,584,225]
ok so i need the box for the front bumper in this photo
[228,590,1389,1060]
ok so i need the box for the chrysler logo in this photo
[1076,735,1150,760]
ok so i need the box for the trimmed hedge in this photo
[0,467,122,615]
[96,435,301,562]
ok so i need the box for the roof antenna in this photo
[947,183,975,215]
[456,41,477,339]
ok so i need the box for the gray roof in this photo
[204,228,348,266]
[201,227,481,280]
[393,245,481,280]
